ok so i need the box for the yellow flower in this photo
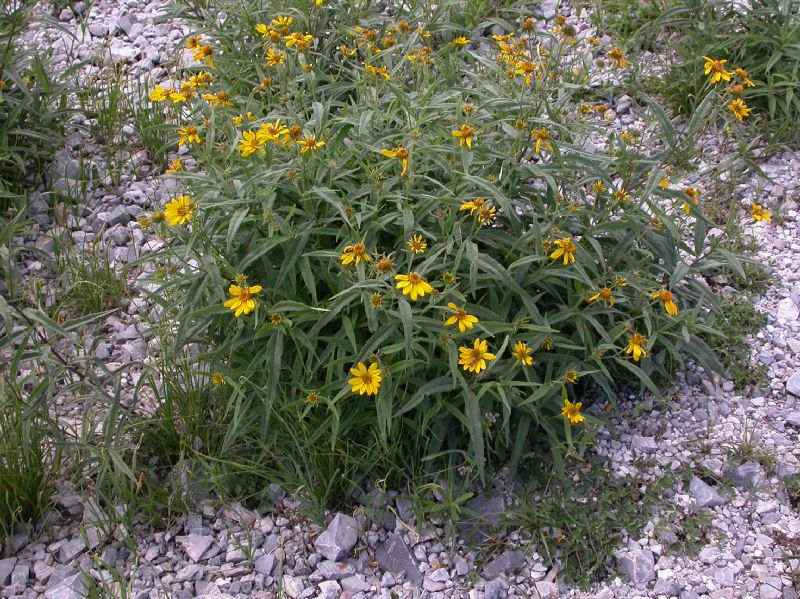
[284,32,313,50]
[549,237,577,265]
[165,158,183,174]
[223,282,262,317]
[606,47,630,68]
[380,147,409,177]
[395,272,433,301]
[212,372,225,385]
[270,312,283,325]
[615,277,627,288]
[271,15,294,32]
[202,91,233,107]
[297,134,325,154]
[163,195,197,226]
[192,44,214,68]
[683,186,700,215]
[703,56,731,84]
[477,206,496,225]
[613,188,631,202]
[258,119,290,141]
[185,35,202,49]
[444,303,479,333]
[187,72,212,88]
[306,391,321,405]
[150,210,165,224]
[734,67,755,87]
[232,114,244,126]
[377,256,394,274]
[459,198,486,215]
[531,127,552,154]
[751,203,771,222]
[441,271,456,285]
[452,36,470,46]
[266,48,285,66]
[542,337,554,351]
[458,338,496,374]
[348,362,382,396]
[515,60,539,85]
[588,287,614,307]
[625,332,648,361]
[561,398,585,424]
[177,126,201,147]
[651,289,678,316]
[316,0,323,6]
[728,98,751,122]
[370,293,383,308]
[149,84,170,102]
[340,242,371,266]
[239,130,267,157]
[170,82,195,103]
[565,370,578,384]
[364,64,390,80]
[659,176,669,189]
[512,341,533,366]
[406,234,427,254]
[592,180,606,194]
[339,45,357,57]
[452,124,476,149]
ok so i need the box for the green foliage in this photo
[649,0,800,143]
[586,0,679,46]
[786,474,800,509]
[54,243,127,317]
[0,0,72,204]
[134,0,749,504]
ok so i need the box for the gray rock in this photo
[616,94,632,115]
[44,574,87,599]
[535,581,559,599]
[315,560,356,580]
[461,493,505,543]
[375,532,422,585]
[483,550,527,578]
[10,561,28,586]
[254,553,276,575]
[787,412,800,426]
[654,579,681,596]
[631,435,659,454]
[88,22,107,37]
[340,575,371,593]
[616,548,655,584]
[787,376,800,397]
[58,539,84,563]
[314,513,359,562]
[777,298,799,321]
[283,575,306,599]
[317,580,341,599]
[539,0,557,19]
[689,476,725,508]
[484,579,505,599]
[761,584,782,599]
[0,558,17,586]
[109,41,141,62]
[174,564,202,583]
[115,14,139,35]
[177,534,214,562]
[455,557,470,576]
[715,566,735,587]
[724,461,766,491]
[680,592,700,599]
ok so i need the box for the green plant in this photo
[649,0,800,143]
[786,474,800,510]
[53,242,127,317]
[510,460,678,587]
[131,0,753,508]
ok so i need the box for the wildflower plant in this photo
[145,0,745,490]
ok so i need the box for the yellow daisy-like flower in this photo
[395,272,433,301]
[531,127,552,154]
[476,206,496,225]
[348,362,382,396]
[625,332,648,362]
[512,341,533,366]
[284,32,313,50]
[651,289,678,316]
[452,36,470,46]
[458,338,496,374]
[459,197,486,215]
[515,60,539,85]
[565,370,579,384]
[370,293,383,308]
[683,186,700,215]
[364,64,391,80]
[169,83,194,103]
[377,256,394,274]
[588,287,614,307]
[340,242,371,266]
[549,237,577,265]
[165,158,183,174]
[561,398,585,425]
[591,180,606,194]
[751,203,771,222]
[163,195,197,226]
[297,134,325,154]
[177,126,201,147]
[212,372,225,385]
[452,124,476,149]
[258,119,290,141]
[185,35,202,50]
[149,84,170,102]
[406,234,427,254]
[223,283,262,317]
[734,67,755,87]
[444,303,479,333]
[728,98,751,123]
[266,48,285,67]
[703,56,731,84]
[306,391,321,405]
[379,147,409,177]
[606,47,630,68]
[239,130,267,157]
[271,15,294,32]
[202,91,233,107]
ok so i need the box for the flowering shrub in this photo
[141,0,750,489]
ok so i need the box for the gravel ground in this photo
[3,1,799,598]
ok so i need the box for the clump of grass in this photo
[55,244,127,316]
[783,474,800,509]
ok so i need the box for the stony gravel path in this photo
[3,1,799,598]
